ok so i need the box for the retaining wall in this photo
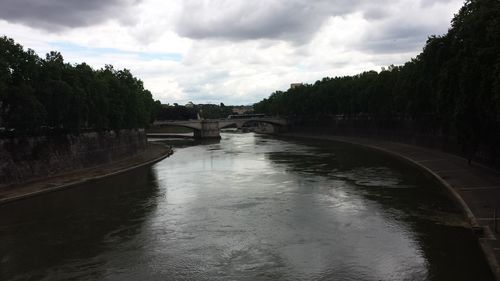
[289,117,498,170]
[0,129,147,186]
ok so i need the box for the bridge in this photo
[152,117,287,139]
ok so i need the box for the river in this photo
[0,132,493,280]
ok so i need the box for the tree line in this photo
[155,102,237,121]
[0,37,157,135]
[254,0,500,153]
[155,103,198,120]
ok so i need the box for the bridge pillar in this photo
[194,120,221,139]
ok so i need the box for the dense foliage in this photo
[254,0,500,149]
[0,37,157,134]
[154,103,234,121]
[155,104,198,120]
[198,103,233,119]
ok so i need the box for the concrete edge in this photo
[0,143,173,206]
[284,133,500,281]
[480,238,500,281]
[349,141,478,225]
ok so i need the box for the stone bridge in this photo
[152,117,287,139]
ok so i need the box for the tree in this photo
[0,36,159,135]
[254,0,500,162]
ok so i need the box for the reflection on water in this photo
[0,168,161,280]
[0,133,493,280]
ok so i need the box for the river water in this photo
[0,133,493,280]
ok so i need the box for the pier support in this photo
[194,120,221,139]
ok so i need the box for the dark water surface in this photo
[0,133,493,280]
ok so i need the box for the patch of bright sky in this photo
[50,41,183,62]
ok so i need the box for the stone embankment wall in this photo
[289,117,498,169]
[0,129,147,186]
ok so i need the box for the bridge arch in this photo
[219,121,239,129]
[152,118,286,138]
[251,119,287,127]
[219,118,287,130]
[155,123,200,132]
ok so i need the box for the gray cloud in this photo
[0,0,139,30]
[420,0,455,7]
[175,0,390,44]
[363,7,390,20]
[181,69,229,93]
[360,23,438,54]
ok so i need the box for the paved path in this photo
[287,133,500,280]
[0,143,172,205]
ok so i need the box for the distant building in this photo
[232,105,253,115]
[290,83,303,89]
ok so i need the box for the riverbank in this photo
[282,133,500,280]
[0,143,172,205]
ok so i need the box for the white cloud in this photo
[0,0,465,105]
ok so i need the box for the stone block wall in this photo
[0,129,147,186]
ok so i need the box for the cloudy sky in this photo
[0,0,464,105]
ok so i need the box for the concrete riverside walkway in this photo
[287,133,500,280]
[0,143,172,205]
